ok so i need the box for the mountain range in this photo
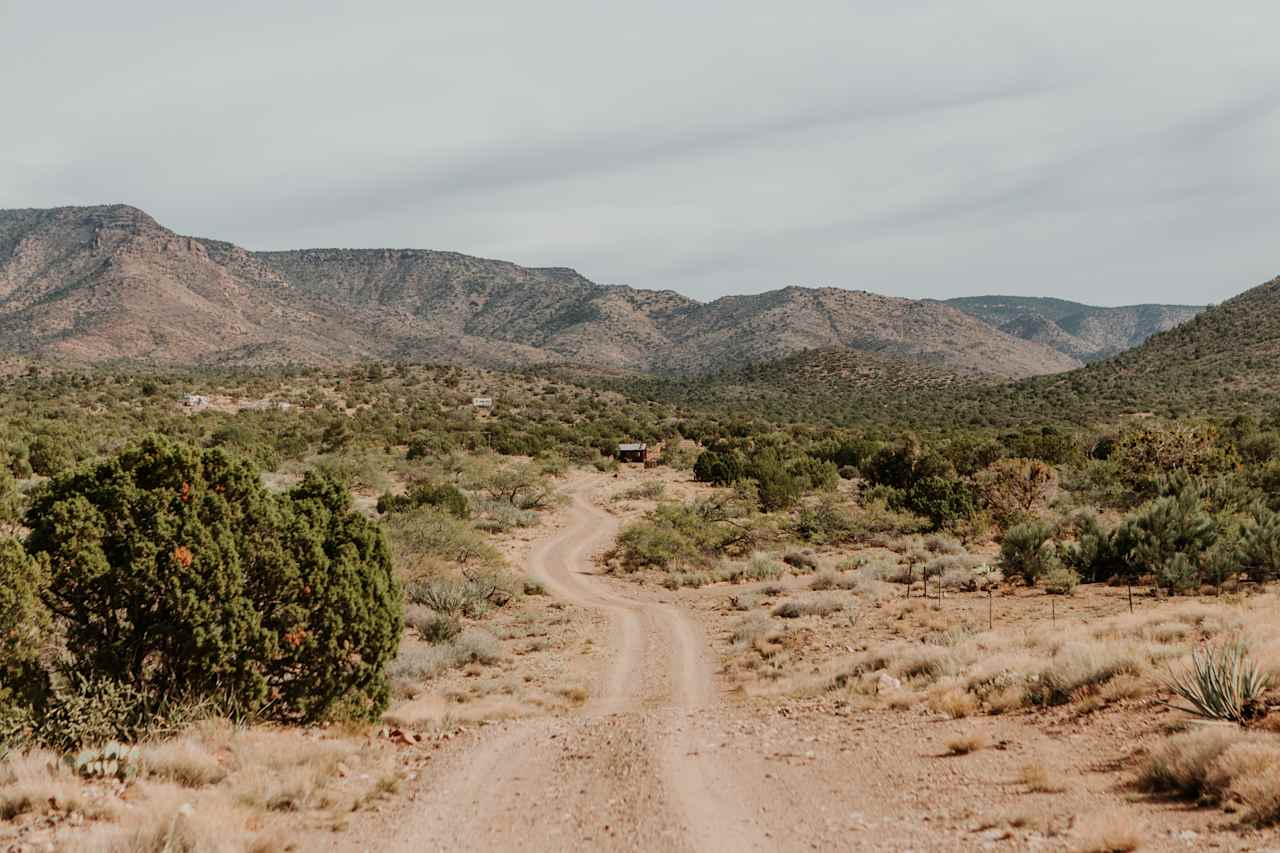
[0,204,1194,380]
[939,296,1203,362]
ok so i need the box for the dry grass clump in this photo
[0,749,104,821]
[1137,725,1242,799]
[1139,726,1280,824]
[782,551,819,572]
[1018,760,1068,793]
[771,594,845,619]
[138,738,228,788]
[889,646,956,683]
[1029,642,1144,706]
[928,685,980,719]
[1073,811,1143,852]
[944,732,989,755]
[80,786,291,853]
[732,613,774,646]
[234,766,325,813]
[388,627,504,690]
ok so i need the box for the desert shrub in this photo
[717,554,784,583]
[1236,503,1280,582]
[861,436,920,490]
[745,450,803,511]
[0,467,22,533]
[771,595,843,619]
[1028,643,1142,706]
[404,606,462,644]
[1138,727,1245,800]
[658,443,698,470]
[25,433,75,477]
[483,463,557,509]
[789,457,839,491]
[1127,482,1218,591]
[403,573,511,617]
[22,435,401,725]
[976,458,1056,527]
[1111,424,1239,500]
[472,499,539,532]
[1042,565,1080,595]
[897,476,976,531]
[923,533,964,554]
[783,551,818,572]
[616,521,692,570]
[406,432,455,461]
[1061,512,1135,582]
[0,538,49,722]
[24,676,174,752]
[692,450,744,486]
[1004,426,1079,466]
[377,482,469,519]
[615,496,754,571]
[384,505,501,571]
[999,521,1056,584]
[616,482,666,501]
[792,499,856,544]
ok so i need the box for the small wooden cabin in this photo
[617,442,648,464]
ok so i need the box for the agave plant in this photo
[1163,638,1271,724]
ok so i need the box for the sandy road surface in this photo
[380,482,771,853]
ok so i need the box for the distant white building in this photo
[472,397,494,409]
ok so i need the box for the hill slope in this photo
[630,277,1279,429]
[0,204,1080,378]
[942,296,1202,362]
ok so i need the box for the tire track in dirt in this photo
[380,479,769,852]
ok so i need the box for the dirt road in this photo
[380,483,771,852]
[326,477,1276,853]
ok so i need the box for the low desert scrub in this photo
[81,789,247,853]
[809,571,862,591]
[405,605,463,644]
[944,732,989,754]
[782,551,818,572]
[1028,641,1144,706]
[0,749,90,820]
[771,594,845,619]
[1073,811,1143,852]
[1138,725,1280,823]
[728,591,761,611]
[923,533,965,555]
[1018,760,1068,793]
[613,481,666,502]
[404,571,513,618]
[235,764,325,812]
[387,628,503,691]
[928,684,980,719]
[889,646,957,683]
[732,613,774,646]
[138,738,228,787]
[1042,565,1081,596]
[720,555,785,584]
[473,499,539,532]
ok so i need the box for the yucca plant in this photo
[1163,639,1271,723]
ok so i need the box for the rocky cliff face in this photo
[0,204,1082,378]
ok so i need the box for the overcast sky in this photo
[4,1,1279,305]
